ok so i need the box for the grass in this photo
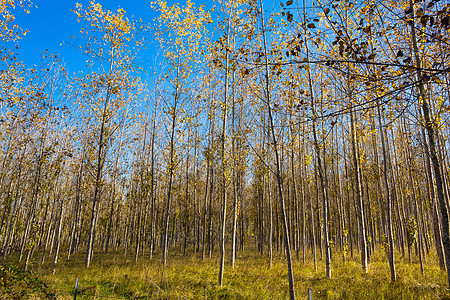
[2,245,450,299]
[0,264,56,299]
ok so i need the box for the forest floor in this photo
[2,245,450,299]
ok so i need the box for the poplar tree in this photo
[72,1,145,267]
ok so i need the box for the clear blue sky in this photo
[11,0,287,76]
[12,0,216,74]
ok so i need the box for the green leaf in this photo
[286,0,293,6]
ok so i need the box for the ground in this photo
[2,245,449,299]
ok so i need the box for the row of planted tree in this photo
[1,0,450,298]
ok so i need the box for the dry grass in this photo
[2,246,450,299]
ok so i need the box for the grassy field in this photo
[2,246,450,299]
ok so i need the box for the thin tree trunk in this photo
[350,106,368,272]
[409,0,450,285]
[260,0,295,297]
[161,60,181,267]
[302,3,330,277]
[2,141,27,265]
[52,199,65,275]
[376,100,396,281]
[230,71,238,268]
[86,52,115,268]
[218,3,232,286]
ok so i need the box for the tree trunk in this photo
[161,61,181,267]
[376,100,396,281]
[350,107,368,272]
[409,0,450,285]
[52,199,65,275]
[260,0,296,297]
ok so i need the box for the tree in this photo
[152,0,211,267]
[72,0,145,267]
[259,0,296,298]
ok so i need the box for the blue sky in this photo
[12,0,216,74]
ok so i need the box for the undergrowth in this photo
[2,246,450,299]
[0,264,56,299]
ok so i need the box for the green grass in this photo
[2,246,450,299]
[0,264,56,299]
